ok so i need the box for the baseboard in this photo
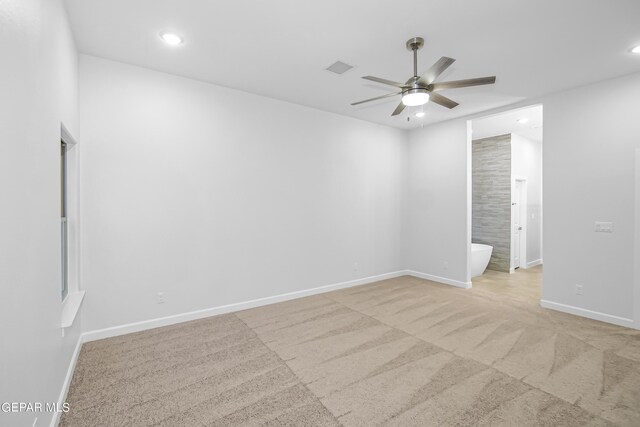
[527,259,543,268]
[82,269,473,343]
[405,270,472,289]
[540,299,635,329]
[50,334,83,427]
[82,270,408,342]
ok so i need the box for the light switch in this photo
[594,221,613,233]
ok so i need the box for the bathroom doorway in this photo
[468,104,543,300]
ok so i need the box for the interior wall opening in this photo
[468,105,543,301]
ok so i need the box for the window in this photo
[60,124,84,327]
[61,140,68,300]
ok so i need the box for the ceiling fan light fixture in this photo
[402,89,430,106]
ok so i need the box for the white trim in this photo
[61,122,81,303]
[466,120,473,284]
[406,270,472,289]
[60,123,78,147]
[527,259,543,268]
[540,299,635,329]
[511,176,528,271]
[82,271,407,342]
[635,149,640,330]
[61,291,85,328]
[50,335,83,427]
[82,269,475,343]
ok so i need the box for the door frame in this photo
[511,176,528,272]
[634,149,640,329]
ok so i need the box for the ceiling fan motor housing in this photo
[406,37,425,51]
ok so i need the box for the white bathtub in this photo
[471,243,493,277]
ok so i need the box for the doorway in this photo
[469,104,543,299]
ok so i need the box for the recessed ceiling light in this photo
[414,111,425,118]
[160,32,183,46]
[632,45,640,54]
[517,118,529,124]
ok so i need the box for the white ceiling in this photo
[472,105,543,142]
[63,0,640,130]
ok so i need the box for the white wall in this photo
[404,119,471,286]
[405,72,640,326]
[542,72,640,322]
[2,9,638,424]
[79,55,407,332]
[0,1,81,426]
[511,133,543,265]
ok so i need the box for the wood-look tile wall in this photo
[472,134,511,272]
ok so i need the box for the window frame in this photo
[61,140,69,301]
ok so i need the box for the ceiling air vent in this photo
[325,61,353,75]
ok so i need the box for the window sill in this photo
[61,291,85,329]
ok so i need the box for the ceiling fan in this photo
[351,37,496,116]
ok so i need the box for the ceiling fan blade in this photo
[351,92,401,106]
[418,56,456,85]
[362,76,408,88]
[431,76,496,91]
[391,102,406,116]
[429,92,459,109]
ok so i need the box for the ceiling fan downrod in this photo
[406,37,424,78]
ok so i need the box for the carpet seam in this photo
[232,312,343,426]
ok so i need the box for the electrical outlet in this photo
[594,221,613,233]
[156,292,165,304]
[575,284,583,295]
[353,262,359,272]
[443,261,449,270]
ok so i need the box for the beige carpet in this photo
[61,267,640,426]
